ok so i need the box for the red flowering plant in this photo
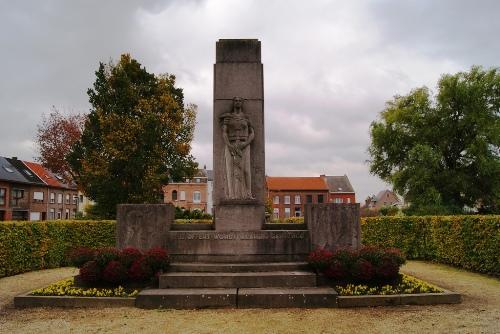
[95,247,121,268]
[307,248,333,272]
[120,247,143,268]
[102,260,128,284]
[128,257,154,282]
[307,246,406,284]
[79,260,101,283]
[68,246,95,268]
[144,247,170,273]
[350,258,375,282]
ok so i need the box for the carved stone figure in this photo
[219,97,255,199]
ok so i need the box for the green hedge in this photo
[361,215,500,276]
[0,220,115,278]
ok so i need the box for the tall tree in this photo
[368,66,500,213]
[68,54,198,218]
[36,107,86,182]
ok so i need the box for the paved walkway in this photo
[0,261,498,334]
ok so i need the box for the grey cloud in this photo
[0,0,497,201]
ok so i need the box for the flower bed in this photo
[334,274,442,296]
[31,277,139,298]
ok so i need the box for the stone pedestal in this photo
[213,39,265,231]
[305,203,361,251]
[116,204,174,250]
[215,200,264,231]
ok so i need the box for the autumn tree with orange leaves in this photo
[36,107,86,182]
[68,54,198,218]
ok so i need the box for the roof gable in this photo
[0,157,31,184]
[323,175,354,193]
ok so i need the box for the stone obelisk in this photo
[213,39,265,231]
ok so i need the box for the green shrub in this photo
[270,217,305,224]
[0,220,115,278]
[361,215,500,276]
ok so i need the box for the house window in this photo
[30,212,41,221]
[72,209,76,218]
[318,195,324,203]
[193,191,201,203]
[295,206,301,217]
[172,190,178,201]
[306,195,313,203]
[284,196,290,204]
[347,198,351,204]
[273,208,279,219]
[273,195,279,204]
[50,193,55,204]
[11,188,24,206]
[0,188,5,205]
[49,208,55,220]
[57,210,62,219]
[79,195,84,202]
[73,195,78,205]
[57,194,63,204]
[195,178,200,183]
[33,191,44,202]
[180,191,186,201]
[294,195,301,204]
[65,209,69,219]
[334,198,343,203]
[284,207,291,218]
[65,194,70,204]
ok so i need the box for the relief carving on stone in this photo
[219,97,255,199]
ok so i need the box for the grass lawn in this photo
[0,261,498,334]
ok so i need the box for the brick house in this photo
[0,156,78,221]
[266,177,330,219]
[163,168,213,214]
[365,189,402,210]
[321,175,356,204]
[23,160,79,220]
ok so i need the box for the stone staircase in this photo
[135,262,337,309]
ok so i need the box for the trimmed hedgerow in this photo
[0,220,115,278]
[361,215,500,276]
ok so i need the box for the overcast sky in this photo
[1,0,499,202]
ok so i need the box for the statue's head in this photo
[233,96,244,109]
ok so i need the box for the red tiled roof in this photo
[266,177,328,191]
[23,161,66,188]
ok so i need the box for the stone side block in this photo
[136,288,237,309]
[238,287,338,308]
[216,39,261,63]
[116,204,174,250]
[14,294,135,308]
[305,203,361,251]
[214,63,263,99]
[215,201,264,231]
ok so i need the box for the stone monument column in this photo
[213,39,265,231]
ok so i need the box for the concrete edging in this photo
[337,289,461,308]
[14,293,136,308]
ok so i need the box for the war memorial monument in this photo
[117,39,361,308]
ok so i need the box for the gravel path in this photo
[0,261,498,334]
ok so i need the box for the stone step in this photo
[169,262,310,273]
[135,287,337,309]
[159,271,317,289]
[136,288,236,309]
[238,287,338,308]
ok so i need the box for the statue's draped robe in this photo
[220,112,253,199]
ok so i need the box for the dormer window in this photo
[3,166,14,173]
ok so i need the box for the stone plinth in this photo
[305,203,361,251]
[116,204,174,250]
[166,230,310,262]
[215,199,264,231]
[213,39,265,231]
